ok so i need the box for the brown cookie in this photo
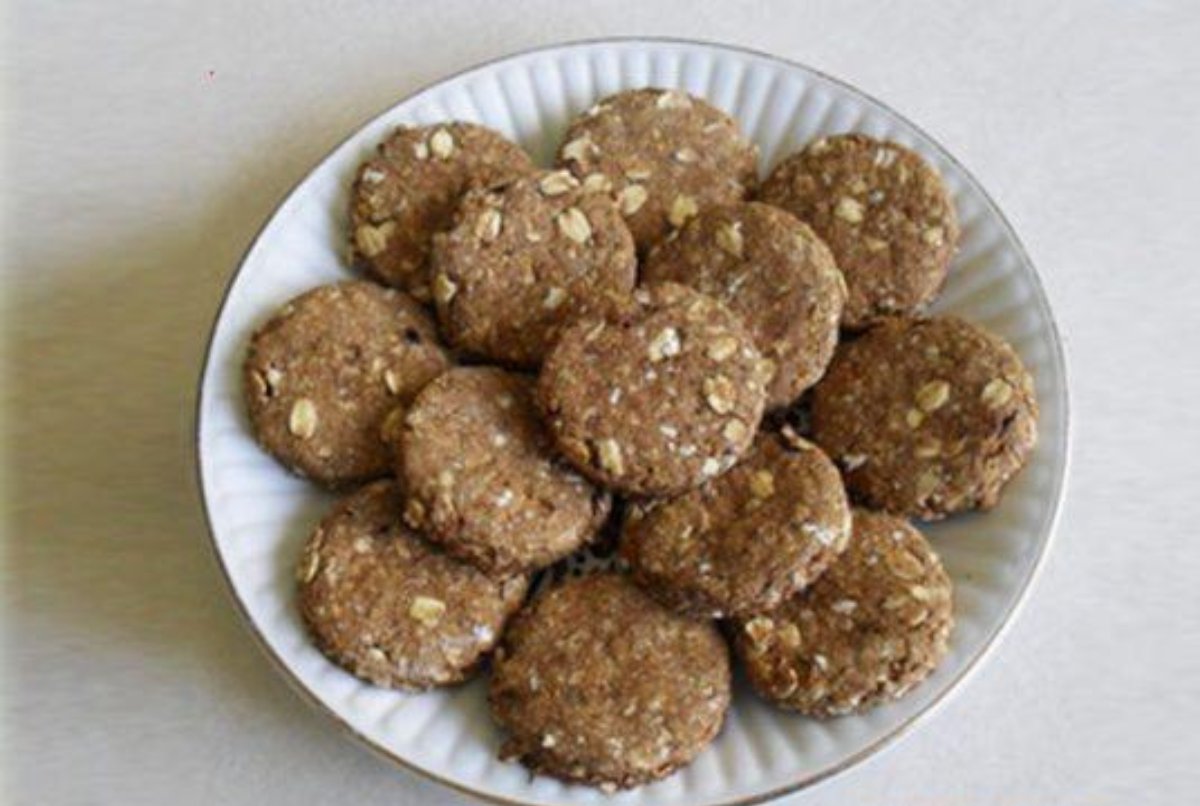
[243,281,451,487]
[430,170,637,367]
[734,509,953,717]
[538,282,771,497]
[643,201,846,408]
[810,316,1038,519]
[620,429,851,619]
[395,367,610,576]
[349,122,534,301]
[489,573,730,790]
[757,134,958,328]
[297,480,528,690]
[556,89,758,252]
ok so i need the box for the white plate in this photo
[196,38,1070,806]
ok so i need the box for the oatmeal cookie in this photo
[644,201,845,407]
[349,122,534,300]
[430,169,636,366]
[538,282,771,496]
[297,480,528,689]
[758,134,957,328]
[621,429,851,618]
[395,367,610,575]
[243,281,450,487]
[489,574,730,789]
[556,89,757,252]
[734,509,953,716]
[810,315,1037,519]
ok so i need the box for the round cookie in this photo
[538,282,772,497]
[489,573,730,790]
[243,281,451,487]
[556,88,758,252]
[395,367,611,576]
[430,169,637,367]
[349,122,534,301]
[643,201,846,408]
[757,133,958,328]
[734,509,953,716]
[297,480,528,690]
[620,429,851,619]
[810,315,1038,519]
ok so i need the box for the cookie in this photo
[734,509,953,716]
[349,123,534,301]
[538,282,771,496]
[489,573,730,790]
[556,89,758,252]
[757,134,958,328]
[297,480,528,690]
[395,367,611,576]
[620,429,851,619]
[643,201,846,408]
[430,170,636,367]
[243,281,451,487]
[810,315,1037,519]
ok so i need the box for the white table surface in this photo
[4,1,1198,803]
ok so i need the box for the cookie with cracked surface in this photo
[349,122,534,301]
[394,367,611,576]
[430,169,636,367]
[537,282,771,497]
[620,429,851,619]
[810,315,1037,519]
[757,133,958,328]
[734,509,953,717]
[643,201,846,408]
[297,480,528,690]
[489,573,730,790]
[556,88,758,252]
[243,281,451,487]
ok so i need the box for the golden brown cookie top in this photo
[297,480,528,690]
[810,315,1038,519]
[644,201,846,407]
[349,122,534,300]
[556,89,758,252]
[734,509,953,717]
[621,429,851,618]
[243,281,451,487]
[395,367,610,576]
[430,170,636,367]
[538,282,771,497]
[489,573,730,790]
[758,133,957,328]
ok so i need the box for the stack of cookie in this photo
[243,88,1038,792]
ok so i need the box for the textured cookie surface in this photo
[538,282,771,496]
[556,89,758,252]
[243,281,451,487]
[297,480,528,690]
[734,510,953,716]
[644,202,845,407]
[810,315,1037,519]
[349,123,534,301]
[621,429,851,619]
[758,134,958,328]
[431,170,636,367]
[396,367,610,575]
[489,574,730,790]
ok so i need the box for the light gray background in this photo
[3,1,1198,804]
